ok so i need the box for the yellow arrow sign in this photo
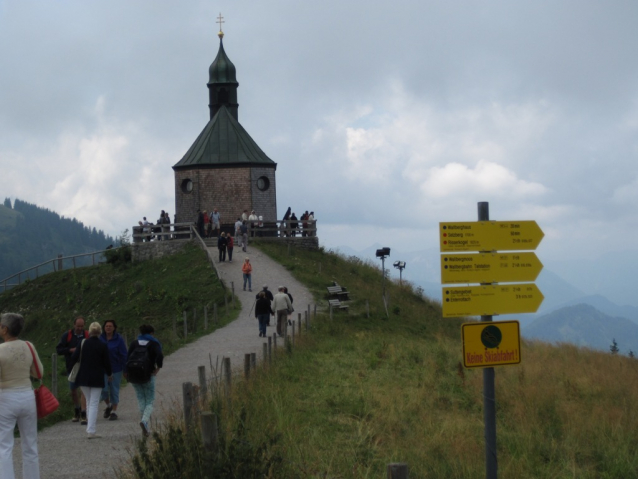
[441,252,543,284]
[462,321,521,368]
[440,221,544,252]
[442,283,544,317]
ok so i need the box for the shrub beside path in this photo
[13,244,315,478]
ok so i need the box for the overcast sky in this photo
[2,1,638,300]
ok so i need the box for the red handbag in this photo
[26,342,60,419]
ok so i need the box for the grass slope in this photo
[0,243,237,429]
[180,242,637,479]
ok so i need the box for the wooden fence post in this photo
[263,343,268,364]
[273,333,278,352]
[183,311,188,339]
[292,321,296,345]
[298,313,302,335]
[268,336,272,364]
[244,354,251,379]
[51,354,58,397]
[201,411,219,455]
[182,382,194,431]
[231,282,235,309]
[250,352,256,370]
[223,357,231,392]
[198,365,207,402]
[193,309,197,333]
[387,463,409,479]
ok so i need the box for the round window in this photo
[257,176,270,191]
[181,179,193,194]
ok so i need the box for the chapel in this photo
[173,19,277,227]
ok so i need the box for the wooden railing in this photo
[155,219,318,239]
[1,248,118,294]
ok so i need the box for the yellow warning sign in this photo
[462,321,521,368]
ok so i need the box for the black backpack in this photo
[126,342,153,384]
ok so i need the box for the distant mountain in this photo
[544,294,638,324]
[523,303,638,355]
[0,198,114,281]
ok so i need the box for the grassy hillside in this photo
[124,242,638,478]
[0,243,237,429]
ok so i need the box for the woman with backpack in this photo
[125,324,163,438]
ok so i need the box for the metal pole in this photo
[479,201,497,479]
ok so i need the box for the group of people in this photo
[197,208,222,239]
[138,210,173,242]
[254,285,294,338]
[0,313,164,479]
[281,208,315,237]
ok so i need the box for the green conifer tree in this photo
[610,338,619,355]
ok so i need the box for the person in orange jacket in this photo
[242,258,252,292]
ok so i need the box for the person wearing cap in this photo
[273,287,292,337]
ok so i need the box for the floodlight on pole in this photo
[376,247,391,300]
[393,261,406,285]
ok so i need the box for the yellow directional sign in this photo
[441,252,543,284]
[440,221,544,252]
[462,321,521,368]
[442,283,544,317]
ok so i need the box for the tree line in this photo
[0,198,114,280]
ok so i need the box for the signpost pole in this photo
[478,201,497,479]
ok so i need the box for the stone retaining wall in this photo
[131,239,195,263]
[254,236,319,250]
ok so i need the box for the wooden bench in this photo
[327,285,350,301]
[328,299,349,311]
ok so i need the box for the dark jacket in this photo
[99,332,128,373]
[125,339,164,380]
[69,336,112,388]
[218,236,227,249]
[255,297,274,317]
[256,289,274,301]
[56,329,89,374]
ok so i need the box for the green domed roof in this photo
[208,39,238,85]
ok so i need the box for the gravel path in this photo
[12,244,314,479]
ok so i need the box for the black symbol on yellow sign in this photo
[481,325,502,349]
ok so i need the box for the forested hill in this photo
[0,198,114,280]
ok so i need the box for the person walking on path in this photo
[217,232,228,263]
[0,313,43,479]
[227,234,234,262]
[56,316,89,424]
[255,292,274,337]
[240,221,248,252]
[284,286,294,326]
[69,322,113,439]
[99,320,127,421]
[242,258,253,292]
[273,286,292,337]
[234,218,242,246]
[125,324,164,438]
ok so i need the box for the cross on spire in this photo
[217,13,225,38]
